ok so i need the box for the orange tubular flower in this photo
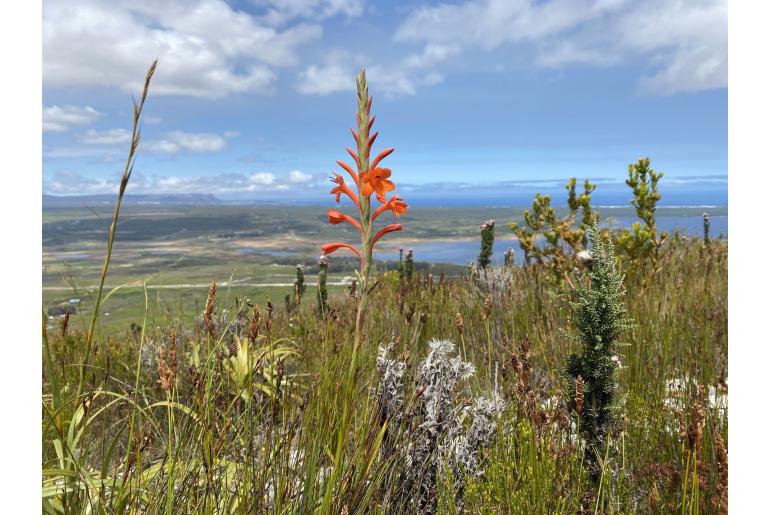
[373,195,408,220]
[369,147,395,172]
[327,208,363,234]
[330,173,360,209]
[322,242,362,261]
[336,160,359,185]
[360,167,395,201]
[372,223,403,245]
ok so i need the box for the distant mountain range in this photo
[43,193,222,208]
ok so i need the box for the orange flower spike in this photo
[372,223,403,246]
[373,195,408,220]
[330,173,360,209]
[350,128,359,147]
[327,208,363,234]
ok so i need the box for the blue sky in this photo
[42,0,727,203]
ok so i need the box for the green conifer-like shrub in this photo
[404,248,415,280]
[564,223,635,478]
[478,219,495,269]
[317,255,329,314]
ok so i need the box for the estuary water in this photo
[376,215,727,266]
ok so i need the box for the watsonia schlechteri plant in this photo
[320,68,408,507]
[564,222,635,478]
[478,219,495,269]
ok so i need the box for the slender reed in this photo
[77,60,157,397]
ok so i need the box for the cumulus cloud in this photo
[258,0,364,26]
[44,170,121,195]
[249,172,277,185]
[44,169,324,195]
[288,170,312,183]
[297,63,355,95]
[145,131,229,154]
[43,105,103,132]
[79,128,133,145]
[394,0,727,96]
[296,49,450,98]
[43,0,325,98]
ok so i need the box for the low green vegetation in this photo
[41,235,728,513]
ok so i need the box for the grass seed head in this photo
[455,312,464,335]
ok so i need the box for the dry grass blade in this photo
[77,59,157,398]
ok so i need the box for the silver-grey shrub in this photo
[376,339,504,513]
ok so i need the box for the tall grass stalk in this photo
[77,60,157,398]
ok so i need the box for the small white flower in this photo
[576,250,593,267]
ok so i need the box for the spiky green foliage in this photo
[404,248,415,280]
[565,223,635,478]
[509,178,597,280]
[503,247,515,267]
[317,256,329,314]
[478,219,495,269]
[616,158,667,266]
[293,264,306,307]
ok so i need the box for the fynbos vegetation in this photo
[510,178,597,281]
[41,63,727,514]
[616,158,667,267]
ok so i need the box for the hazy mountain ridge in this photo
[43,193,222,208]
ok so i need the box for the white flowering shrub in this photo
[375,339,505,513]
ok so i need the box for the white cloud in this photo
[288,170,312,183]
[394,0,727,96]
[45,170,120,194]
[43,105,103,132]
[395,0,627,49]
[296,63,355,95]
[79,128,132,145]
[44,169,326,195]
[146,131,228,154]
[144,140,182,155]
[249,172,276,185]
[258,0,364,26]
[296,49,448,98]
[43,0,323,98]
[223,130,240,139]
